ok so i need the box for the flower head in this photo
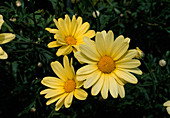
[0,15,15,59]
[163,100,170,115]
[40,56,88,111]
[45,14,95,56]
[75,30,142,99]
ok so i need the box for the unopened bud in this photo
[37,62,42,68]
[16,0,22,7]
[136,47,144,59]
[30,107,36,112]
[159,59,166,67]
[92,10,100,18]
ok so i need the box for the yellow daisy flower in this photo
[75,30,142,99]
[45,14,95,56]
[163,100,170,115]
[40,56,88,111]
[0,14,15,59]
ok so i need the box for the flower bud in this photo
[92,10,100,18]
[136,47,144,59]
[159,59,166,67]
[38,62,42,68]
[30,107,36,112]
[16,0,22,7]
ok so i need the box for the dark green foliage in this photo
[0,0,169,117]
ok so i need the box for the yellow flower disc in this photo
[64,79,76,93]
[98,56,115,73]
[65,36,77,45]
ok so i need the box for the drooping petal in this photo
[117,84,125,98]
[51,61,67,81]
[0,46,8,59]
[0,33,15,44]
[91,73,104,96]
[101,74,109,99]
[56,45,73,56]
[74,88,88,100]
[64,92,74,108]
[55,93,68,111]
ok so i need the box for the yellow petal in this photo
[76,73,91,81]
[0,14,4,29]
[74,88,88,100]
[105,30,114,56]
[65,15,72,35]
[84,70,101,89]
[116,49,137,63]
[163,101,170,106]
[117,84,125,98]
[55,93,68,111]
[118,68,142,75]
[64,92,74,108]
[109,74,118,98]
[112,37,129,61]
[167,107,170,115]
[45,28,58,33]
[101,74,109,99]
[56,18,67,36]
[91,73,104,96]
[63,55,74,79]
[47,41,61,48]
[101,30,107,38]
[46,93,64,105]
[111,72,125,86]
[114,69,138,84]
[77,30,95,40]
[76,64,98,75]
[0,46,8,59]
[0,33,15,44]
[79,44,100,61]
[116,59,141,68]
[74,51,98,64]
[45,89,65,99]
[41,77,64,88]
[95,32,105,56]
[56,45,73,56]
[51,61,67,81]
[71,15,78,36]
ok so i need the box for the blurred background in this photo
[0,0,169,117]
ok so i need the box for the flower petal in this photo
[101,74,109,99]
[118,68,142,75]
[41,77,64,88]
[44,89,65,99]
[0,33,15,44]
[95,32,105,56]
[47,41,61,48]
[76,64,98,75]
[91,73,104,96]
[0,15,4,29]
[114,69,138,84]
[64,92,74,108]
[74,88,88,100]
[51,61,67,81]
[163,101,170,106]
[109,74,118,98]
[105,30,114,56]
[84,70,101,89]
[116,59,141,68]
[56,45,73,56]
[63,56,74,79]
[45,28,58,33]
[55,93,68,111]
[0,46,8,59]
[46,93,65,105]
[117,84,125,98]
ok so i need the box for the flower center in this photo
[64,79,76,93]
[65,36,77,45]
[98,56,115,73]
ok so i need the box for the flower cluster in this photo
[40,14,143,111]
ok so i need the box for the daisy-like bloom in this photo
[163,100,170,115]
[0,15,15,59]
[75,30,142,99]
[45,14,95,56]
[40,56,88,111]
[136,47,144,59]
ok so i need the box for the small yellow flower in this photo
[45,14,95,56]
[0,15,15,59]
[163,100,170,115]
[136,47,144,59]
[75,30,142,99]
[40,56,88,111]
